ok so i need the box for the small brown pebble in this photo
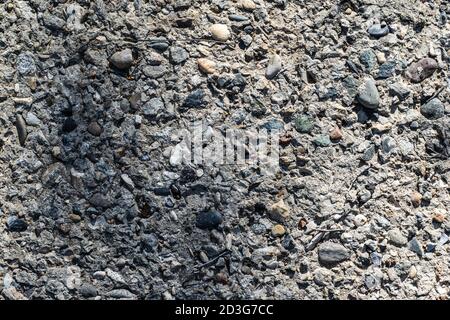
[28,77,37,91]
[87,121,102,136]
[215,272,228,284]
[271,224,286,237]
[405,58,438,83]
[279,132,293,146]
[69,214,82,223]
[298,218,308,230]
[329,127,343,140]
[432,212,445,223]
[57,223,72,234]
[197,58,216,74]
[411,192,422,207]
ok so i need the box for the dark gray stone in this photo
[62,118,77,133]
[182,89,206,108]
[378,60,396,79]
[196,211,223,230]
[343,76,359,98]
[142,234,159,252]
[359,49,377,71]
[361,144,376,161]
[409,237,424,257]
[42,14,66,31]
[110,49,133,70]
[143,97,165,117]
[173,0,191,11]
[6,216,28,232]
[89,193,112,208]
[79,284,98,298]
[420,98,444,119]
[318,242,350,266]
[15,114,27,146]
[169,46,189,64]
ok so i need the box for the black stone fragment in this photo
[182,89,205,109]
[7,216,28,232]
[62,118,77,132]
[196,211,223,230]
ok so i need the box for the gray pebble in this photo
[87,122,102,136]
[25,112,41,126]
[79,284,98,298]
[6,216,28,232]
[409,237,424,257]
[359,49,377,71]
[110,49,134,70]
[365,273,381,290]
[143,65,167,78]
[357,77,379,109]
[107,289,136,299]
[182,89,205,108]
[169,46,189,64]
[93,271,106,280]
[240,34,253,47]
[229,14,249,21]
[389,83,410,100]
[313,135,331,147]
[377,60,396,79]
[294,115,314,133]
[89,193,112,208]
[42,14,66,31]
[16,53,36,75]
[361,144,375,162]
[381,136,396,153]
[143,97,165,116]
[196,211,223,230]
[318,242,350,266]
[420,98,444,119]
[388,229,408,247]
[368,23,389,38]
